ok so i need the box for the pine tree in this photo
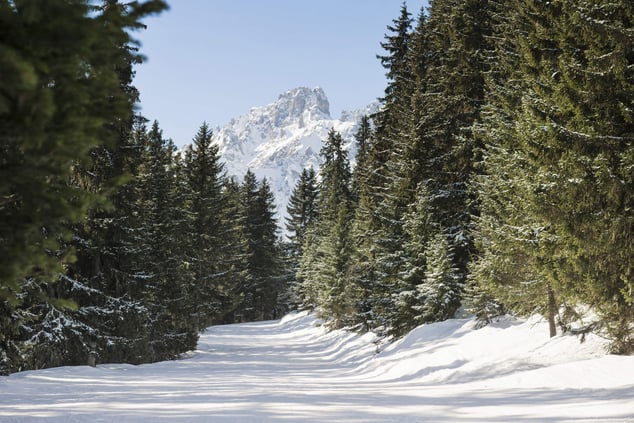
[234,170,260,322]
[559,0,634,352]
[0,0,165,305]
[286,167,319,257]
[346,115,376,329]
[468,0,562,336]
[0,0,167,373]
[350,4,413,333]
[417,232,461,322]
[182,122,226,330]
[470,0,634,350]
[64,117,151,365]
[365,2,413,215]
[256,178,286,320]
[350,115,372,204]
[215,177,246,323]
[370,7,428,336]
[354,0,491,336]
[411,0,491,299]
[136,121,197,358]
[384,181,435,335]
[359,2,413,231]
[540,0,634,352]
[315,201,358,329]
[235,171,284,322]
[298,129,357,328]
[318,130,352,220]
[525,0,633,347]
[285,167,319,308]
[376,3,413,117]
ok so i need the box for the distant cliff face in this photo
[211,86,378,227]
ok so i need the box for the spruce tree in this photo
[558,0,634,352]
[468,0,562,335]
[286,167,319,257]
[540,0,634,352]
[182,122,226,330]
[0,0,167,373]
[136,121,197,358]
[358,0,491,336]
[371,7,428,336]
[390,183,433,334]
[215,177,246,323]
[0,0,165,305]
[298,129,357,328]
[285,167,319,308]
[235,171,284,321]
[470,0,634,350]
[256,178,286,319]
[350,4,413,333]
[64,117,151,365]
[350,115,372,205]
[410,0,491,301]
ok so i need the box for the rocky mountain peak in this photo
[211,87,376,233]
[271,87,331,127]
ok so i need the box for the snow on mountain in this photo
[212,86,378,228]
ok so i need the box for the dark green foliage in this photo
[0,0,163,302]
[135,121,198,359]
[376,3,413,110]
[285,167,319,308]
[2,109,292,373]
[350,115,372,203]
[234,171,285,322]
[349,5,414,334]
[286,167,319,257]
[298,129,357,328]
[470,0,634,350]
[0,0,167,374]
[3,0,633,374]
[410,0,490,292]
[345,1,490,337]
[346,115,376,329]
[540,0,634,352]
[296,0,632,354]
[181,122,227,330]
[215,177,247,323]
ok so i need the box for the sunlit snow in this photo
[211,87,378,227]
[1,312,633,422]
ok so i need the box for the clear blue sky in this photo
[133,1,427,146]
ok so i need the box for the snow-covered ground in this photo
[1,312,633,422]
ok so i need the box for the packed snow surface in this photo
[1,313,633,422]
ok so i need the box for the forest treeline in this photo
[1,0,632,374]
[287,0,633,354]
[0,0,287,374]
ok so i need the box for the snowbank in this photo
[1,313,632,422]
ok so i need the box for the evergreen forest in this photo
[1,0,633,374]
[288,0,633,354]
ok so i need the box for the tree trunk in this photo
[547,285,557,338]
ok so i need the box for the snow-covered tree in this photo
[234,172,285,322]
[298,129,358,328]
[286,167,319,258]
[181,122,227,330]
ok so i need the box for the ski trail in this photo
[1,312,633,422]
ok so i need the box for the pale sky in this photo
[133,1,427,146]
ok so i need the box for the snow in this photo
[210,87,379,227]
[1,312,633,422]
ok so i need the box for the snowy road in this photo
[1,313,633,422]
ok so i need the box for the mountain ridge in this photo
[210,86,378,230]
